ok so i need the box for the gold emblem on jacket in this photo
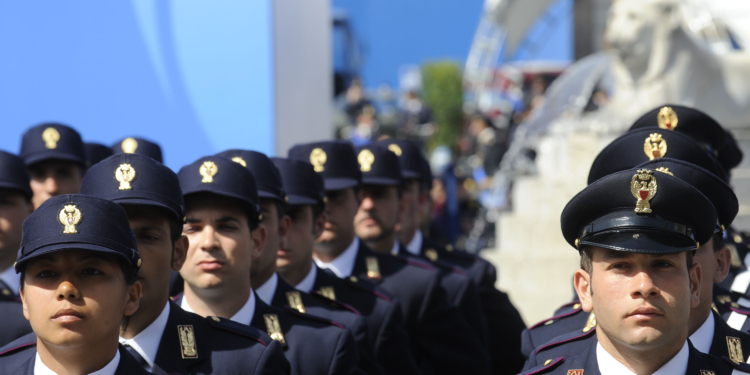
[178,325,198,359]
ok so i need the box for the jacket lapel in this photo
[152,301,206,374]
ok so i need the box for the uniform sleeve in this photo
[253,339,292,375]
[329,328,366,375]
[372,300,420,375]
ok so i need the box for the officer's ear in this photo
[573,269,593,313]
[313,212,327,239]
[123,280,142,317]
[19,286,29,321]
[250,225,267,259]
[689,262,702,309]
[172,235,189,272]
[714,245,732,284]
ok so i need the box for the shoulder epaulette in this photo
[309,290,362,316]
[727,303,750,316]
[283,305,346,330]
[529,304,584,330]
[0,341,35,357]
[535,326,596,355]
[430,259,468,276]
[520,357,564,375]
[343,276,393,303]
[206,316,269,346]
[722,356,750,372]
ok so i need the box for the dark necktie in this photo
[123,343,148,369]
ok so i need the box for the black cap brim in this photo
[286,193,320,206]
[580,230,698,254]
[258,190,285,202]
[24,152,85,167]
[0,182,31,199]
[15,243,138,273]
[323,177,360,191]
[112,198,183,223]
[362,176,401,186]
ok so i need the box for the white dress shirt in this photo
[405,229,423,256]
[181,289,256,325]
[389,241,399,256]
[295,264,318,293]
[0,265,20,295]
[119,301,170,371]
[689,312,715,354]
[256,273,279,305]
[596,340,688,375]
[35,349,120,375]
[314,237,360,278]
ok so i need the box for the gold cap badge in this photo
[727,336,744,364]
[115,163,136,190]
[582,312,596,332]
[630,169,657,213]
[286,291,306,313]
[121,138,138,154]
[365,256,381,279]
[177,325,198,359]
[310,148,327,172]
[654,167,673,176]
[358,149,375,172]
[644,133,667,160]
[319,286,336,301]
[388,143,402,156]
[657,106,678,130]
[199,161,218,183]
[59,204,82,234]
[42,127,60,149]
[231,156,246,167]
[264,314,286,344]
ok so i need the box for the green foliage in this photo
[422,61,463,151]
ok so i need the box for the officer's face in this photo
[20,250,141,350]
[278,205,325,271]
[0,190,32,264]
[355,185,402,242]
[252,200,290,280]
[182,196,263,291]
[28,160,84,210]
[317,188,359,249]
[123,206,187,314]
[574,248,700,352]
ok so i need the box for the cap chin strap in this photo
[580,217,694,242]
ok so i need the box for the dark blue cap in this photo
[178,156,261,223]
[561,168,716,254]
[629,105,726,155]
[112,137,164,163]
[84,142,113,168]
[80,153,184,223]
[356,143,402,186]
[216,150,286,202]
[15,194,141,272]
[288,141,362,191]
[717,130,743,173]
[634,158,738,231]
[588,128,727,184]
[0,151,32,199]
[377,139,423,179]
[20,123,86,166]
[272,157,325,206]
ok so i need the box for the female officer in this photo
[0,194,150,375]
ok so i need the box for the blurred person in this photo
[20,123,86,210]
[112,137,164,164]
[83,143,113,169]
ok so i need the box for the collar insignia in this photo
[727,336,744,364]
[630,169,657,214]
[388,144,402,156]
[42,127,60,149]
[319,286,336,300]
[358,150,375,172]
[286,291,306,313]
[59,205,82,234]
[657,106,678,130]
[115,164,136,190]
[699,371,715,375]
[264,314,286,344]
[310,148,327,172]
[567,370,584,375]
[425,249,438,262]
[121,138,138,154]
[644,133,667,160]
[582,312,596,332]
[199,161,218,183]
[365,256,381,279]
[177,325,198,359]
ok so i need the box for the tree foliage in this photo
[422,61,463,152]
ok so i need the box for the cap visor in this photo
[580,230,697,254]
[112,197,182,222]
[401,170,422,179]
[362,177,401,186]
[24,152,85,166]
[258,190,285,202]
[286,194,320,206]
[15,243,136,273]
[323,178,359,191]
[0,182,31,198]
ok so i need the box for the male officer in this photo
[83,142,113,168]
[0,151,34,345]
[0,195,150,374]
[522,168,750,374]
[289,140,490,375]
[20,123,86,209]
[380,138,527,374]
[272,156,420,375]
[80,153,291,374]
[112,137,164,163]
[217,149,380,375]
[175,155,363,375]
[525,158,750,369]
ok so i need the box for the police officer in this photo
[0,151,34,345]
[174,155,363,375]
[216,149,380,375]
[112,137,164,163]
[80,153,291,374]
[289,140,490,375]
[83,142,113,168]
[380,138,527,374]
[0,195,149,374]
[272,156,421,375]
[20,123,86,209]
[522,168,750,374]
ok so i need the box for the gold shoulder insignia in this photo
[310,148,327,172]
[1,289,10,296]
[388,143,402,156]
[573,303,581,309]
[286,291,306,313]
[264,314,286,344]
[231,156,247,167]
[319,286,336,301]
[582,312,596,333]
[121,138,138,153]
[177,325,198,359]
[630,169,657,213]
[699,370,715,375]
[365,256,381,279]
[727,244,744,268]
[727,336,744,364]
[358,149,375,172]
[199,161,218,183]
[657,106,678,130]
[644,133,667,160]
[42,127,60,149]
[59,205,82,234]
[567,370,584,375]
[425,249,438,262]
[115,163,136,190]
